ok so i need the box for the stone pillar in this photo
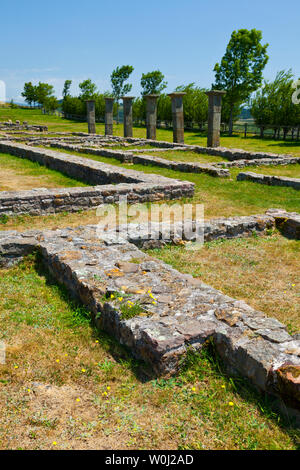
[205,90,226,147]
[145,94,159,140]
[168,92,186,144]
[86,100,96,134]
[105,97,114,136]
[122,96,134,138]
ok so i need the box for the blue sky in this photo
[1,0,299,102]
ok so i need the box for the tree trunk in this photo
[260,127,264,138]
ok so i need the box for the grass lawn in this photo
[0,254,299,450]
[0,153,89,191]
[1,107,299,156]
[133,150,227,164]
[0,112,300,449]
[0,147,299,232]
[239,165,300,178]
[147,234,300,333]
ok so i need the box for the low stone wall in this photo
[0,141,194,215]
[3,130,296,164]
[45,141,229,178]
[237,171,300,190]
[99,213,275,248]
[216,157,300,168]
[0,122,48,132]
[266,209,300,239]
[0,214,299,418]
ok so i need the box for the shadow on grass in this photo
[33,250,152,383]
[30,251,300,437]
[180,342,300,438]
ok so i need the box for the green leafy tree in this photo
[157,94,172,125]
[175,83,208,129]
[44,96,59,113]
[36,82,55,109]
[21,82,37,107]
[62,80,72,98]
[79,79,97,100]
[140,70,167,96]
[251,70,300,138]
[214,29,269,135]
[110,65,134,122]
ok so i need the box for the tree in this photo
[213,29,269,135]
[62,80,72,98]
[110,65,134,122]
[175,83,208,129]
[140,70,167,96]
[79,79,97,100]
[251,70,300,138]
[157,94,172,125]
[36,82,55,109]
[44,96,59,113]
[21,82,37,107]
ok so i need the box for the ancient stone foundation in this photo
[237,172,300,190]
[0,210,299,418]
[0,141,194,215]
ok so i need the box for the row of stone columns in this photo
[86,90,226,147]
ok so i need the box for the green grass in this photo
[146,234,300,332]
[48,146,300,218]
[238,164,300,178]
[1,107,299,156]
[0,254,299,450]
[0,152,89,190]
[133,149,227,163]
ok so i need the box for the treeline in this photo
[20,29,300,135]
[21,82,59,112]
[250,70,300,137]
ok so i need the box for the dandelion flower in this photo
[14,365,19,369]
[52,441,57,446]
[191,387,196,392]
[221,385,225,389]
[107,386,111,391]
[56,359,60,363]
[228,402,234,406]
[81,368,86,373]
[76,398,80,402]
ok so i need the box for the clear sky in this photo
[1,0,299,102]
